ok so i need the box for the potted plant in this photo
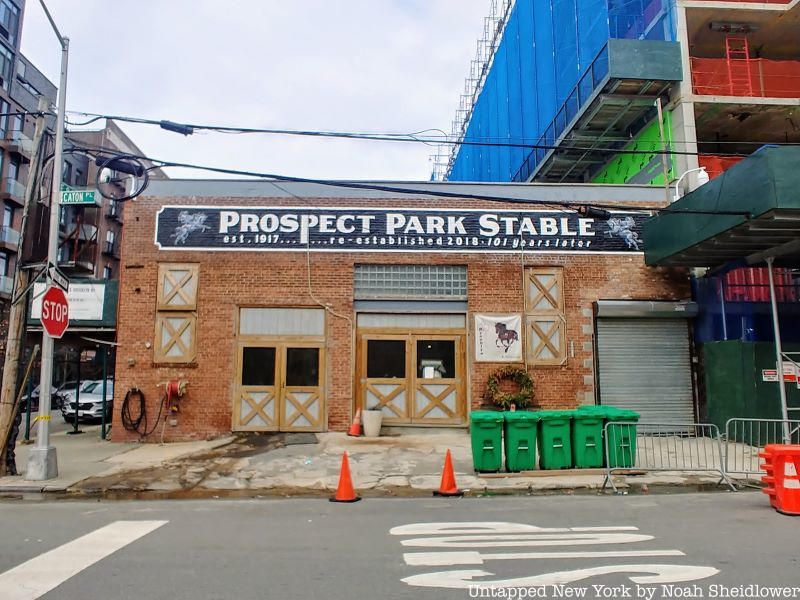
[362,405,383,437]
[485,365,535,411]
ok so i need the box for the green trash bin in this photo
[503,411,539,472]
[604,408,640,469]
[470,411,504,472]
[537,410,573,470]
[571,410,605,468]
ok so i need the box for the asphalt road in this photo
[0,491,797,600]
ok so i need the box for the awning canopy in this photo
[643,146,800,268]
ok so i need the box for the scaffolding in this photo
[429,0,515,181]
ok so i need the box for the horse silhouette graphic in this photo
[495,322,519,353]
[171,211,210,245]
[606,216,641,250]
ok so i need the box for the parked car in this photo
[61,379,115,423]
[20,383,64,413]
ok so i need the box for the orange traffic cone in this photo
[433,449,463,497]
[347,408,362,437]
[330,451,361,503]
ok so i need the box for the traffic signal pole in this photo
[26,9,68,480]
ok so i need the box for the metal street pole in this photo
[766,256,791,444]
[26,1,68,480]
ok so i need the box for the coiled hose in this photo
[121,387,165,437]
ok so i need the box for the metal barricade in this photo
[723,418,800,477]
[603,422,735,493]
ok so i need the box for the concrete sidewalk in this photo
[0,417,234,494]
[0,428,743,499]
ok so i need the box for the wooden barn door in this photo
[357,331,466,425]
[234,343,324,432]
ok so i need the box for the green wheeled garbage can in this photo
[571,409,605,468]
[503,411,539,472]
[537,410,573,470]
[470,411,504,472]
[604,408,641,469]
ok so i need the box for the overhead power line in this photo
[63,110,798,158]
[63,142,752,217]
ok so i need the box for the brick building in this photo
[113,180,693,442]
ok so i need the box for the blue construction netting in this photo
[448,0,677,182]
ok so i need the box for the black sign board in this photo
[155,206,647,253]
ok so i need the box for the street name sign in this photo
[60,189,96,205]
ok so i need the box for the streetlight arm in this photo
[673,167,708,202]
[38,0,66,47]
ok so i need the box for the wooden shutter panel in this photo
[154,312,197,363]
[525,267,567,365]
[525,268,564,314]
[526,316,567,365]
[157,263,199,310]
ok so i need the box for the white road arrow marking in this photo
[0,520,168,600]
[390,522,638,536]
[402,564,720,589]
[403,549,686,566]
[401,532,654,548]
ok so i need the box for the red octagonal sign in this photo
[40,285,69,338]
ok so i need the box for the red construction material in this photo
[434,449,464,497]
[347,408,362,437]
[330,451,361,503]
[691,57,800,98]
[722,267,798,303]
[760,444,800,516]
[725,36,753,96]
[698,155,744,180]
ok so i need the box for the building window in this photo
[105,229,115,254]
[524,267,567,365]
[0,42,11,90]
[354,264,467,300]
[0,98,8,138]
[154,263,199,363]
[0,1,19,45]
[2,203,12,229]
[103,265,112,280]
[0,251,7,277]
[8,154,18,182]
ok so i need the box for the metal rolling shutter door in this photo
[597,318,695,424]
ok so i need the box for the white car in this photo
[61,380,114,422]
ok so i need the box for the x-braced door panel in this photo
[358,333,465,425]
[234,344,324,432]
[360,336,412,424]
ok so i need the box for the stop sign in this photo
[40,285,69,338]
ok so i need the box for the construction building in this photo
[436,0,800,427]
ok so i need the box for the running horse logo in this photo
[171,211,210,245]
[606,216,641,250]
[495,322,519,353]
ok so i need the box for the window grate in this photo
[354,265,467,300]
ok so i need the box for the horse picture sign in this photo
[155,206,646,254]
[475,314,523,362]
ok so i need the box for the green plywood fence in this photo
[702,340,800,433]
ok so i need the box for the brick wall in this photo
[112,195,690,442]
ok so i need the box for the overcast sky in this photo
[20,0,489,181]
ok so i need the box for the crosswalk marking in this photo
[0,520,168,600]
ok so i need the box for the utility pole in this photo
[0,97,50,477]
[26,0,68,480]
